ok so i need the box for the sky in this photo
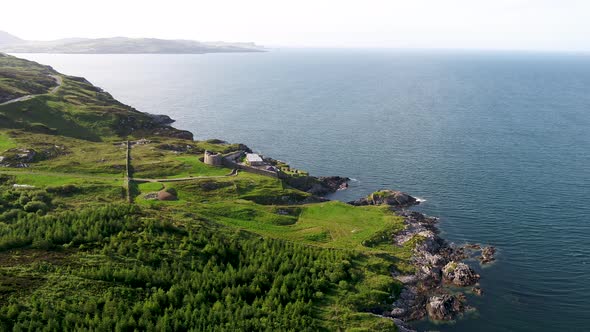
[2,0,590,52]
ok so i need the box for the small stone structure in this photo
[246,153,265,166]
[204,150,223,166]
[222,150,286,179]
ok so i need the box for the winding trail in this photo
[0,74,62,106]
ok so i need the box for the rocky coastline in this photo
[238,152,494,330]
[348,190,495,331]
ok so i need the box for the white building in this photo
[246,153,265,166]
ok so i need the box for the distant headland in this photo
[0,31,265,54]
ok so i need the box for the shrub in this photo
[0,209,21,221]
[23,201,48,213]
[46,184,79,195]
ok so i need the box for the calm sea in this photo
[18,50,590,332]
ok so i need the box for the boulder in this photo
[442,262,480,286]
[472,286,483,296]
[0,148,37,167]
[479,246,496,264]
[390,307,407,318]
[426,295,464,321]
[157,190,177,201]
[464,243,481,250]
[415,232,443,254]
[317,176,350,192]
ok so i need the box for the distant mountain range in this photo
[0,31,265,54]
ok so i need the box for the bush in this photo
[46,184,79,195]
[0,209,21,221]
[32,239,54,250]
[18,195,31,206]
[23,201,48,213]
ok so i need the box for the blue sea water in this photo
[18,50,590,331]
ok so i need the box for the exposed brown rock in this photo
[157,190,177,201]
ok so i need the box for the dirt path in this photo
[49,75,63,94]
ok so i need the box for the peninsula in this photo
[0,54,492,331]
[0,31,264,54]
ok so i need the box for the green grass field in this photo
[197,200,405,252]
[130,145,231,179]
[137,182,164,192]
[169,155,230,177]
[0,132,16,151]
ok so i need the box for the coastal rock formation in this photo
[349,190,418,207]
[152,126,194,140]
[480,246,496,264]
[384,208,489,325]
[426,294,464,320]
[473,286,483,296]
[285,175,350,196]
[442,262,480,286]
[317,176,350,192]
[145,113,175,125]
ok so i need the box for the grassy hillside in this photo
[0,54,192,141]
[0,55,420,331]
[0,53,57,103]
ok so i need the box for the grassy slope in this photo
[0,55,421,331]
[0,54,191,141]
[0,53,57,103]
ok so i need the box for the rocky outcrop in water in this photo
[317,176,349,192]
[480,246,496,264]
[381,207,492,327]
[349,190,418,207]
[472,285,483,296]
[442,262,480,286]
[426,294,465,321]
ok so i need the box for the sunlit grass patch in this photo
[0,132,17,151]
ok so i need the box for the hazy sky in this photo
[3,0,590,51]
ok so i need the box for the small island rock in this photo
[472,286,483,296]
[426,295,464,320]
[479,246,496,264]
[442,261,480,286]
